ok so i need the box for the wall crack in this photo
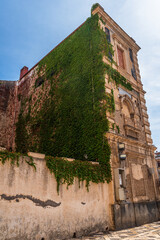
[0,194,61,208]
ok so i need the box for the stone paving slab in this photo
[71,221,160,240]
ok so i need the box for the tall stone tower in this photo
[92,4,160,228]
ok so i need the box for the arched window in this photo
[122,102,130,118]
[121,95,135,119]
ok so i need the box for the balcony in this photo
[124,116,134,128]
[124,116,140,140]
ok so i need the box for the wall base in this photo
[113,201,160,230]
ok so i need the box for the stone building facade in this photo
[0,4,160,237]
[92,5,160,228]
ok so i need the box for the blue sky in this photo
[0,0,160,150]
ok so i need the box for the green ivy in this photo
[26,13,112,166]
[15,7,132,191]
[106,64,132,91]
[15,111,28,153]
[112,123,115,130]
[106,89,115,113]
[100,17,106,25]
[116,125,120,134]
[91,3,99,14]
[46,156,111,193]
[0,151,36,170]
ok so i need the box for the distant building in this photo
[155,151,160,179]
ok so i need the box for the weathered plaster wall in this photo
[0,157,114,240]
[107,132,160,203]
[113,201,160,230]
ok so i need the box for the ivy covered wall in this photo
[15,7,132,187]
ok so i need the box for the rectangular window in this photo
[119,169,126,188]
[129,48,133,62]
[105,27,112,60]
[129,48,137,80]
[119,171,123,186]
[131,64,137,80]
[117,47,125,69]
[105,27,111,43]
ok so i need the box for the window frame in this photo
[117,46,125,69]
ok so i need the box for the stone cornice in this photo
[92,5,140,52]
[106,131,155,151]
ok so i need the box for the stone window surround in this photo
[117,45,126,69]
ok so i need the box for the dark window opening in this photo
[108,51,112,60]
[131,65,137,80]
[18,94,21,101]
[105,27,111,43]
[129,48,137,80]
[129,48,134,62]
[73,232,76,238]
[35,77,44,88]
[105,27,112,60]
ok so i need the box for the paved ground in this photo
[72,221,160,240]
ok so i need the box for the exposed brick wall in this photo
[0,81,15,112]
[0,68,47,150]
[0,81,16,148]
[5,73,34,150]
[5,85,17,150]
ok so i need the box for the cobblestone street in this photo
[73,221,160,240]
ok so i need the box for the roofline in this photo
[19,21,86,81]
[92,4,141,51]
[0,80,16,83]
[19,4,140,81]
